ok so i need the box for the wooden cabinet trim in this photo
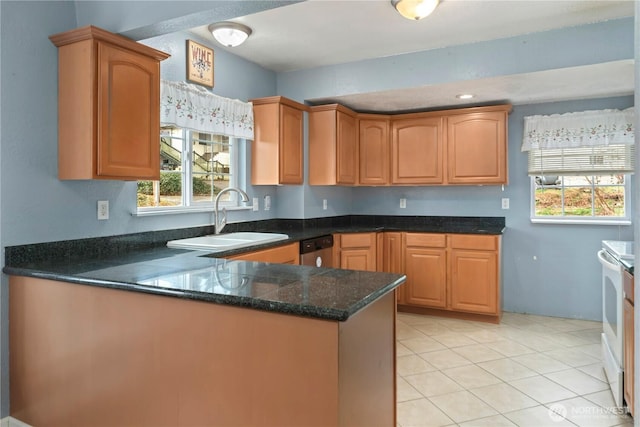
[250,95,308,111]
[405,233,446,248]
[393,104,512,121]
[450,234,498,250]
[50,25,170,61]
[339,233,376,248]
[225,242,300,265]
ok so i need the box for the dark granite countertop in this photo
[4,247,405,322]
[3,215,504,321]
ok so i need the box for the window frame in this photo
[136,128,247,216]
[529,174,632,225]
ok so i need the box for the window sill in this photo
[530,218,632,226]
[133,205,253,217]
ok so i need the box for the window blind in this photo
[527,144,635,176]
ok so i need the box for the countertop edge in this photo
[4,266,406,322]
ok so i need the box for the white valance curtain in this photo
[160,80,254,140]
[521,107,634,151]
[521,108,635,176]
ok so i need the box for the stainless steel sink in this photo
[166,232,289,252]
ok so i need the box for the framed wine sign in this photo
[186,39,214,87]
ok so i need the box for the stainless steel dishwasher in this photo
[300,235,333,268]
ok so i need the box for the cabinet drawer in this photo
[405,233,446,248]
[624,270,634,304]
[449,234,497,250]
[340,233,376,248]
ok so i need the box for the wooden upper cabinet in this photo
[50,26,169,180]
[251,96,305,185]
[446,108,509,184]
[359,115,390,186]
[391,116,444,184]
[309,104,358,185]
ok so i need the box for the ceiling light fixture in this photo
[456,94,475,100]
[208,22,252,47]
[391,0,440,21]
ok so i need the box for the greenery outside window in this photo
[137,127,238,211]
[532,174,630,222]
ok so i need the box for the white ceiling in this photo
[190,0,635,111]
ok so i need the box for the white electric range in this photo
[599,240,634,408]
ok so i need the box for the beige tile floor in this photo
[396,311,634,427]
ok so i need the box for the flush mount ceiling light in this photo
[456,94,475,100]
[391,0,440,20]
[208,22,252,47]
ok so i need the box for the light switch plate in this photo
[264,195,271,211]
[323,199,327,210]
[400,198,406,209]
[252,198,259,211]
[501,198,510,209]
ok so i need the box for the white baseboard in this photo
[0,417,31,427]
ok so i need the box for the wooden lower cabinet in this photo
[405,235,447,309]
[334,232,378,271]
[624,270,634,416]
[9,276,396,426]
[450,249,498,314]
[396,232,501,322]
[224,242,299,264]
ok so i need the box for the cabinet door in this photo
[391,117,443,184]
[405,247,447,308]
[624,297,634,416]
[279,104,303,184]
[338,233,377,272]
[337,111,358,185]
[450,249,498,314]
[447,112,507,184]
[383,232,404,304]
[341,248,376,272]
[359,118,389,185]
[97,43,160,179]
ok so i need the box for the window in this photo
[138,80,254,214]
[137,127,238,211]
[532,174,629,221]
[523,108,634,224]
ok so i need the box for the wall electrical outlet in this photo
[399,198,407,209]
[264,195,271,211]
[97,200,109,220]
[252,198,259,211]
[501,198,510,209]
[323,199,328,210]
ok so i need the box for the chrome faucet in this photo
[214,187,250,234]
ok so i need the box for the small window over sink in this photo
[137,127,239,211]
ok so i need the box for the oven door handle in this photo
[597,249,623,273]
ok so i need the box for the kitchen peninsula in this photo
[5,247,403,427]
[3,215,504,426]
